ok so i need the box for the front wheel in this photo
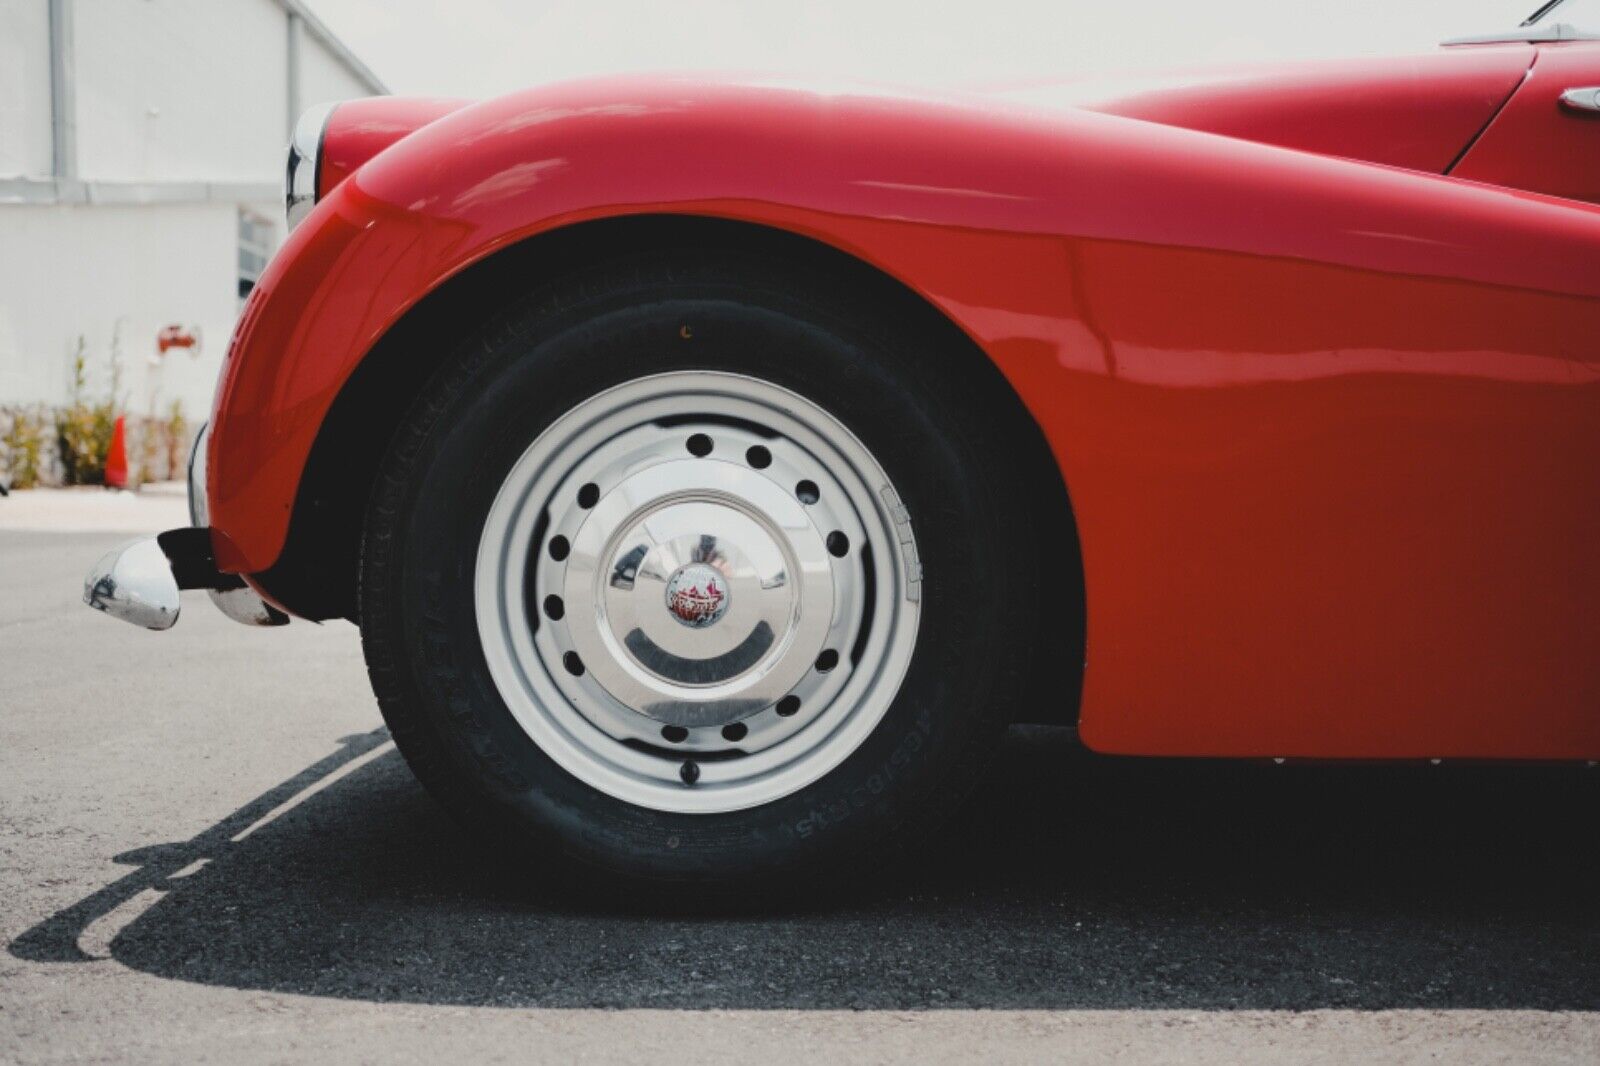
[358,252,1044,889]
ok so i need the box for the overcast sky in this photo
[307,1,1541,99]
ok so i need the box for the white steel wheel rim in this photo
[475,371,923,814]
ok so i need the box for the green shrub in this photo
[55,339,120,486]
[165,399,188,480]
[1,410,46,489]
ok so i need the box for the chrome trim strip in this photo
[1559,86,1600,111]
[1443,23,1600,45]
[187,423,209,528]
[285,101,337,231]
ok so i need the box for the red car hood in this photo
[985,45,1535,173]
[320,47,1534,203]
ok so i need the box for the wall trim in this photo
[48,0,77,179]
[0,178,281,206]
[272,0,388,96]
[286,10,303,137]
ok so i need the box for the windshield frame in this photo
[1445,0,1600,45]
[1522,0,1600,29]
[1524,1,1568,27]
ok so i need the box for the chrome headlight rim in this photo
[186,421,209,528]
[284,101,338,231]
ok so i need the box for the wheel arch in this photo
[256,214,1085,723]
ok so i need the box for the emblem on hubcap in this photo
[665,563,730,628]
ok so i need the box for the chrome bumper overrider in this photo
[84,537,184,630]
[81,423,289,631]
[83,529,289,630]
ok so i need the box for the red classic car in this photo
[87,1,1600,886]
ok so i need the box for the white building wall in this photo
[75,0,290,183]
[0,201,283,421]
[0,0,53,179]
[299,24,374,108]
[0,0,383,423]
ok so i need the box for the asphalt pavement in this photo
[2,510,1597,1063]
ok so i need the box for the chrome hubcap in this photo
[475,371,921,814]
[568,466,835,728]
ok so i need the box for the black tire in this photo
[357,249,1043,893]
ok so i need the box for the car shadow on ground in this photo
[11,725,1599,1009]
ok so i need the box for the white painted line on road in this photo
[230,740,397,843]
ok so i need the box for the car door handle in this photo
[1559,87,1600,112]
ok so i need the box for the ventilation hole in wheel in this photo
[826,531,850,557]
[543,595,565,621]
[721,722,748,742]
[548,535,570,561]
[686,433,714,457]
[796,480,820,504]
[776,695,801,717]
[815,649,839,673]
[577,482,599,509]
[661,725,689,744]
[562,651,585,676]
[745,445,771,469]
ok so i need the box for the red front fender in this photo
[210,73,1600,760]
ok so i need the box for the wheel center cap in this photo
[664,562,730,629]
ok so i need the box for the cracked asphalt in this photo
[2,522,1597,1063]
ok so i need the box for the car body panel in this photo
[1003,46,1534,173]
[316,95,469,200]
[211,68,1600,760]
[1452,42,1600,203]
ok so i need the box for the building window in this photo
[238,209,274,300]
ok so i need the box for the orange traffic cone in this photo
[104,415,129,490]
